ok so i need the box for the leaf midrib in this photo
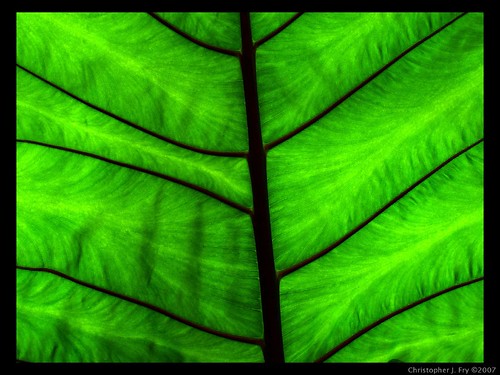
[16,12,470,238]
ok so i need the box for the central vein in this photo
[239,12,285,363]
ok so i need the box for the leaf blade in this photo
[16,11,484,363]
[267,12,483,271]
[154,12,242,52]
[17,268,264,362]
[256,12,464,145]
[280,143,484,362]
[17,141,263,339]
[16,12,248,152]
[16,65,253,209]
[324,280,484,363]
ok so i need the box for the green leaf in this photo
[325,281,484,363]
[16,12,484,363]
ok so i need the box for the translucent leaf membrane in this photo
[280,143,484,362]
[16,12,484,363]
[268,13,483,271]
[256,12,461,145]
[156,12,241,51]
[17,269,264,362]
[250,12,299,43]
[16,12,247,152]
[325,281,484,363]
[16,142,262,340]
[16,67,252,209]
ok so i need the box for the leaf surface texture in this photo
[16,12,484,363]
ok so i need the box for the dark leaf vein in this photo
[265,12,467,151]
[148,12,241,57]
[279,138,484,278]
[16,265,263,347]
[315,277,484,362]
[17,64,247,158]
[17,139,252,216]
[254,12,304,48]
[240,12,284,363]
